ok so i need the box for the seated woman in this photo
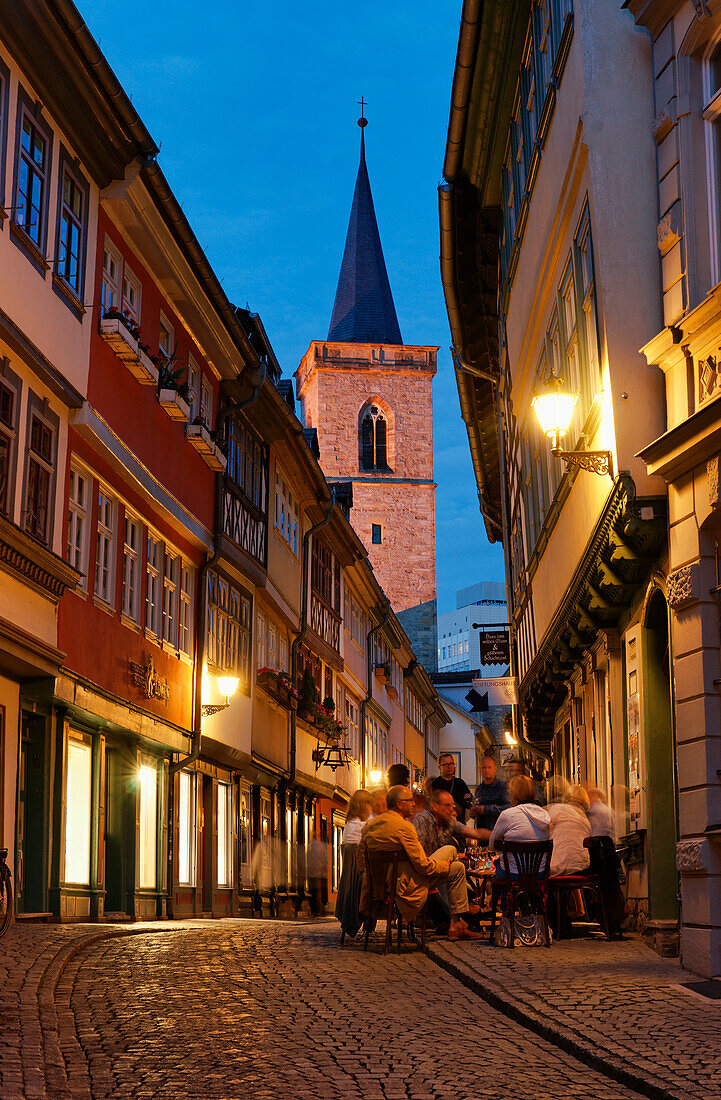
[335,789,372,939]
[548,785,591,876]
[586,786,615,839]
[490,775,551,878]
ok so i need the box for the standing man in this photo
[470,754,509,832]
[431,753,473,822]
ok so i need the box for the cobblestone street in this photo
[0,919,652,1100]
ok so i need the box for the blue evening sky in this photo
[82,0,505,613]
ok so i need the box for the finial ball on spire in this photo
[358,116,368,128]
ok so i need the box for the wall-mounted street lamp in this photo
[532,373,613,477]
[312,741,353,773]
[201,675,239,718]
[369,769,383,785]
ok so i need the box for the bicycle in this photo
[0,849,13,937]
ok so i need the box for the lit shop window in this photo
[139,764,157,890]
[217,781,232,887]
[178,770,196,887]
[64,736,92,885]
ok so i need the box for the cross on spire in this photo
[357,96,367,119]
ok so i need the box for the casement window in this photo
[161,551,179,646]
[406,690,423,732]
[122,515,141,621]
[574,206,600,390]
[121,265,141,325]
[226,416,268,513]
[56,157,87,299]
[207,572,251,687]
[159,314,173,363]
[138,763,158,890]
[365,714,388,773]
[344,694,360,761]
[24,407,56,544]
[94,489,115,604]
[311,540,341,613]
[267,623,278,671]
[67,466,90,582]
[371,523,382,545]
[239,779,252,880]
[279,634,289,674]
[200,377,213,428]
[14,99,52,252]
[274,470,298,555]
[145,535,162,637]
[346,593,365,649]
[179,564,193,656]
[64,734,92,885]
[256,611,266,669]
[101,242,121,314]
[0,370,20,519]
[217,781,232,888]
[187,358,199,421]
[360,405,387,470]
[177,770,196,887]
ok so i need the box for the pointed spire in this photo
[327,114,402,345]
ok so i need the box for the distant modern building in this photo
[437,581,507,676]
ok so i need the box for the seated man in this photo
[413,788,490,856]
[358,785,484,941]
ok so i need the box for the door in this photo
[104,746,132,916]
[17,714,46,913]
[201,774,213,911]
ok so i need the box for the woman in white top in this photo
[335,789,372,939]
[490,775,551,876]
[547,785,591,875]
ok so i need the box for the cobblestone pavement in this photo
[429,931,721,1100]
[0,918,646,1100]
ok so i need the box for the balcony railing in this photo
[310,591,341,652]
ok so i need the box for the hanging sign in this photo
[480,629,510,665]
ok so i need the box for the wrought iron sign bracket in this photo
[201,703,229,717]
[552,447,613,478]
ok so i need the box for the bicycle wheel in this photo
[0,871,13,937]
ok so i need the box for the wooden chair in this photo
[362,848,427,954]
[549,837,611,941]
[489,840,553,948]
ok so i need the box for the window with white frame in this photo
[24,408,56,544]
[121,265,141,325]
[101,241,121,314]
[64,734,92,885]
[268,622,278,669]
[274,469,299,555]
[0,372,19,520]
[162,551,179,646]
[350,595,365,648]
[94,489,115,604]
[159,314,174,363]
[406,689,423,732]
[145,535,162,637]
[239,779,251,881]
[187,357,199,421]
[122,515,141,621]
[207,571,251,686]
[217,781,232,887]
[365,713,388,773]
[139,763,157,890]
[200,377,213,428]
[256,611,266,669]
[179,563,193,656]
[279,634,289,673]
[67,466,89,581]
[15,103,51,249]
[57,162,86,297]
[178,770,196,887]
[345,693,360,761]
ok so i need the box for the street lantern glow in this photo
[532,374,578,444]
[217,675,239,701]
[369,769,382,785]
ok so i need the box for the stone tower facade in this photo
[295,119,437,664]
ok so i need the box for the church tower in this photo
[295,115,438,666]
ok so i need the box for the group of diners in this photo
[335,752,624,944]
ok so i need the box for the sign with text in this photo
[479,629,510,665]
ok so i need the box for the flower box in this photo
[205,444,227,473]
[100,316,139,364]
[126,348,159,386]
[257,668,298,710]
[159,388,191,422]
[386,684,398,702]
[186,422,214,455]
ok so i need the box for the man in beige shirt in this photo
[358,785,483,941]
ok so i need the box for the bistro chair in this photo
[489,840,553,948]
[549,837,611,941]
[362,848,427,954]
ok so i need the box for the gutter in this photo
[289,494,335,786]
[443,0,484,181]
[360,596,391,787]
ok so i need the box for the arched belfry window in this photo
[361,405,387,470]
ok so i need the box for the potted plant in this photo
[158,360,191,421]
[374,660,391,685]
[99,308,141,365]
[298,668,318,721]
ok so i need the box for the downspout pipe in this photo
[360,596,391,788]
[289,494,335,786]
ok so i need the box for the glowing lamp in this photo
[217,676,239,700]
[532,373,613,478]
[369,769,383,785]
